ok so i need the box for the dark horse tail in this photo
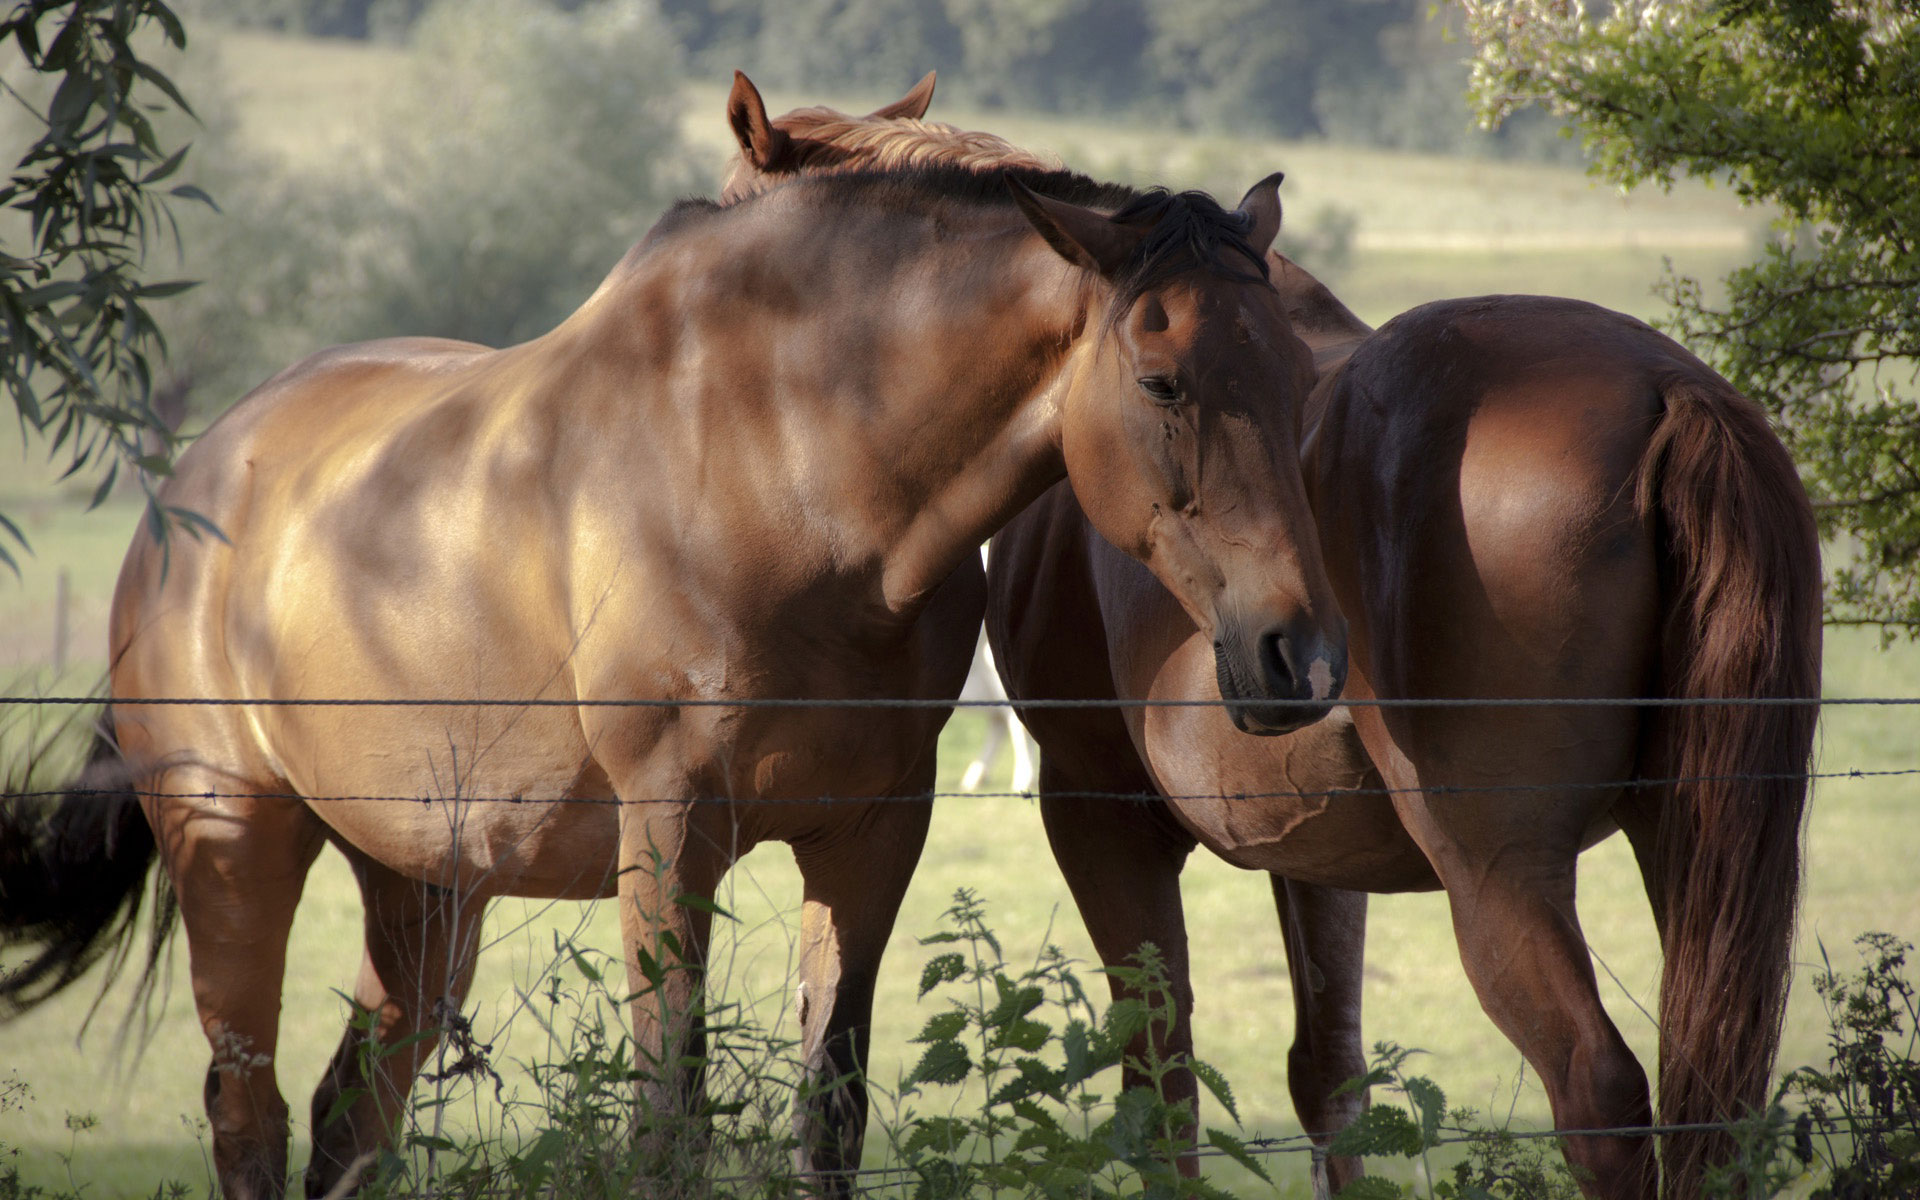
[1633,373,1821,1200]
[0,716,175,1030]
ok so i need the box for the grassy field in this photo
[3,25,1916,1200]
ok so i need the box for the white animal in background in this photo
[958,626,1037,793]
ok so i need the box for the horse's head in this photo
[719,70,1052,203]
[1011,175,1348,734]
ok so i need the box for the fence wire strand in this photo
[5,765,1915,811]
[5,693,1920,709]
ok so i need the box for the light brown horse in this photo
[717,72,1388,1196]
[0,157,1346,1196]
[725,82,1823,1200]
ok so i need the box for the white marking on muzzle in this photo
[1308,655,1336,701]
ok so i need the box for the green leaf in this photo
[1404,1074,1447,1146]
[131,60,193,117]
[910,1157,973,1200]
[990,1056,1064,1104]
[132,279,196,299]
[89,459,118,510]
[511,1127,565,1187]
[405,1133,459,1153]
[906,1039,972,1087]
[48,74,96,137]
[1206,1128,1273,1184]
[1104,997,1151,1047]
[1335,1177,1412,1200]
[672,891,735,922]
[166,183,216,210]
[1193,1058,1241,1124]
[918,952,966,998]
[1330,1104,1425,1159]
[992,1015,1051,1053]
[566,946,602,984]
[902,1115,970,1156]
[165,505,229,545]
[914,1009,968,1044]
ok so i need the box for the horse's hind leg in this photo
[1363,744,1656,1200]
[147,766,327,1200]
[305,853,486,1198]
[1271,876,1368,1198]
[789,786,935,1189]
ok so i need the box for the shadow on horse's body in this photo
[0,140,1343,1197]
[723,76,1821,1200]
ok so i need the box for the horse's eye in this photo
[1137,376,1182,405]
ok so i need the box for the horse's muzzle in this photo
[1214,622,1346,736]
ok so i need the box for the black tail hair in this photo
[1,717,175,1036]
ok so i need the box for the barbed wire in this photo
[4,692,1920,710]
[5,765,1913,810]
[678,1110,1913,1193]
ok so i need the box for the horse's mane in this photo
[632,162,1270,323]
[717,103,1270,314]
[775,164,1272,317]
[769,110,1058,177]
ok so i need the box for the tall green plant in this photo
[886,888,1276,1200]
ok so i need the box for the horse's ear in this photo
[1234,172,1286,258]
[727,70,792,170]
[869,71,936,121]
[1006,174,1139,278]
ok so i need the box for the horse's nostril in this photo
[1258,631,1296,697]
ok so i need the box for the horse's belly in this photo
[317,797,620,899]
[275,705,618,898]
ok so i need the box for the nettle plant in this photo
[885,888,1277,1200]
[1331,934,1920,1200]
[1715,932,1920,1200]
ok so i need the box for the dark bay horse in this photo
[0,160,1345,1197]
[723,83,1822,1200]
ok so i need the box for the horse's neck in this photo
[577,206,1080,621]
[1268,251,1371,376]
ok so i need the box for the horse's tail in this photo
[1633,372,1820,1199]
[0,715,175,1031]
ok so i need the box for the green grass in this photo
[3,26,1913,1200]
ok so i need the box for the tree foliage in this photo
[1,0,208,574]
[1462,0,1920,632]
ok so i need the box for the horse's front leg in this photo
[615,799,727,1179]
[1037,757,1204,1179]
[788,782,935,1192]
[1271,876,1369,1200]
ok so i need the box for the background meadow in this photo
[2,13,1915,1198]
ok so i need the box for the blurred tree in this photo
[941,0,1148,113]
[150,0,692,425]
[1464,0,1920,633]
[180,0,429,41]
[748,0,960,92]
[345,0,689,346]
[1143,0,1338,136]
[0,0,210,573]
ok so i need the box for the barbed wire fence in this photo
[2,688,1915,1195]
